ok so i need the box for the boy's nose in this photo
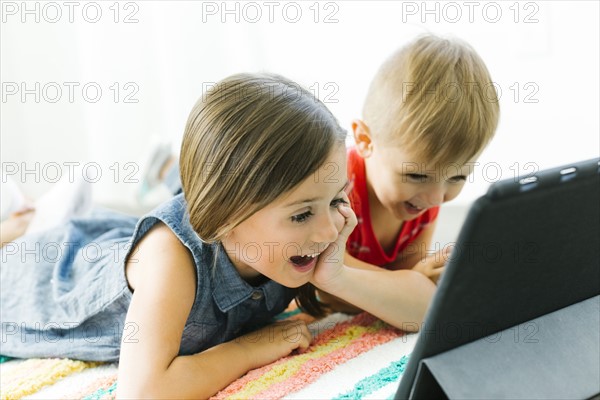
[423,186,445,207]
[311,212,339,244]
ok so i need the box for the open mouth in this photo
[289,252,320,272]
[405,201,425,215]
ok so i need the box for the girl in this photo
[0,74,424,398]
[1,73,356,398]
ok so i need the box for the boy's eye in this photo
[447,175,467,183]
[291,211,313,224]
[406,174,428,182]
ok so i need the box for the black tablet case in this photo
[395,158,600,399]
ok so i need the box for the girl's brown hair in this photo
[179,73,345,317]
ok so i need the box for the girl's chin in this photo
[280,275,312,288]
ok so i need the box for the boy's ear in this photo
[351,119,373,158]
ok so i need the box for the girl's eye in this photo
[290,198,348,224]
[330,198,349,208]
[291,211,313,224]
[406,174,428,182]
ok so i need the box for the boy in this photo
[320,34,500,314]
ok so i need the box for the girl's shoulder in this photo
[140,193,201,250]
[125,220,195,292]
[125,195,200,291]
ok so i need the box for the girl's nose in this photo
[311,211,339,244]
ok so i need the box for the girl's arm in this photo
[117,223,310,399]
[312,205,439,332]
[318,221,445,326]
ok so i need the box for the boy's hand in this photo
[310,194,357,291]
[235,320,312,369]
[410,248,450,284]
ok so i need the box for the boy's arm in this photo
[392,220,447,284]
[392,220,437,270]
[117,223,310,399]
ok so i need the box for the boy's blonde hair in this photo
[363,34,500,164]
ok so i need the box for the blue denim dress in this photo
[1,193,295,362]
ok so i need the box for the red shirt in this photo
[346,148,439,269]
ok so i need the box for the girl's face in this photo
[222,144,348,288]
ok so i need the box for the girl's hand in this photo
[410,247,451,284]
[235,320,312,369]
[310,194,357,291]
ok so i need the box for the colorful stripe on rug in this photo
[211,313,404,400]
[0,358,99,400]
[333,355,410,399]
[0,311,412,400]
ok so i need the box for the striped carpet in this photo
[0,312,416,399]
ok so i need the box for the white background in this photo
[2,1,599,233]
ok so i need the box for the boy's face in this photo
[222,144,349,288]
[363,142,477,221]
